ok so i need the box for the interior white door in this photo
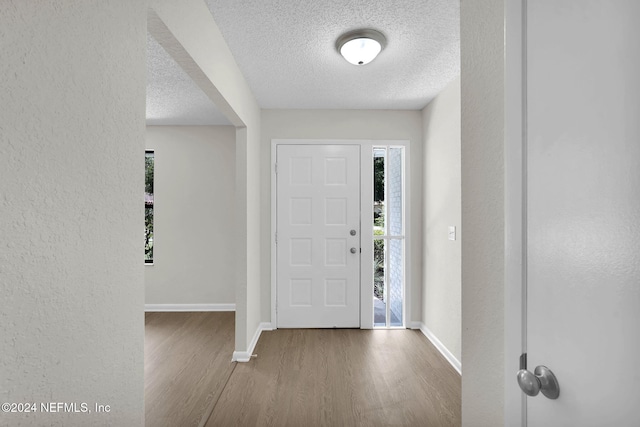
[525,1,640,425]
[276,144,360,328]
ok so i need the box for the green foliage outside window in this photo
[374,156,385,202]
[373,153,385,300]
[374,229,384,301]
[145,152,154,263]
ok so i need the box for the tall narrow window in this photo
[145,151,154,263]
[373,147,405,327]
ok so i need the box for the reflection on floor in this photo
[205,328,462,426]
[373,297,402,327]
[145,312,235,427]
[146,312,461,426]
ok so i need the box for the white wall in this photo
[260,109,424,325]
[421,77,461,364]
[0,2,146,425]
[461,0,505,425]
[145,126,236,305]
[149,0,262,356]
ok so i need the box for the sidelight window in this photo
[373,147,405,327]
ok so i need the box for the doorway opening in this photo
[372,146,405,328]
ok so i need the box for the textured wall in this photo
[260,109,423,326]
[421,76,461,363]
[0,1,146,426]
[145,126,236,305]
[461,0,505,425]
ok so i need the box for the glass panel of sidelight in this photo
[387,147,403,236]
[387,238,404,327]
[373,148,385,232]
[373,238,386,327]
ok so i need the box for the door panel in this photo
[276,145,360,328]
[527,1,640,425]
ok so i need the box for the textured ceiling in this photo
[205,0,460,110]
[146,0,460,124]
[146,32,231,125]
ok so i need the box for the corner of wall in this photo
[420,76,462,366]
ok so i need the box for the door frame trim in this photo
[271,139,411,330]
[505,0,527,425]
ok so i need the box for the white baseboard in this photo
[409,321,422,329]
[145,303,236,312]
[232,322,273,362]
[418,323,462,375]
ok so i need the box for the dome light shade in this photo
[336,29,386,65]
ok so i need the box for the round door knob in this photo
[516,365,560,399]
[350,247,357,254]
[350,229,357,236]
[516,370,541,396]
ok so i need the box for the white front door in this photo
[520,1,640,425]
[276,144,360,328]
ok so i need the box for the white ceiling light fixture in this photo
[336,29,387,66]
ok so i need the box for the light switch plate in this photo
[448,226,456,241]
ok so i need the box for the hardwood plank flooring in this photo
[145,312,235,427]
[204,329,461,427]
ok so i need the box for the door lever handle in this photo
[517,365,560,399]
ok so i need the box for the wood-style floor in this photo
[145,313,461,427]
[145,312,235,427]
